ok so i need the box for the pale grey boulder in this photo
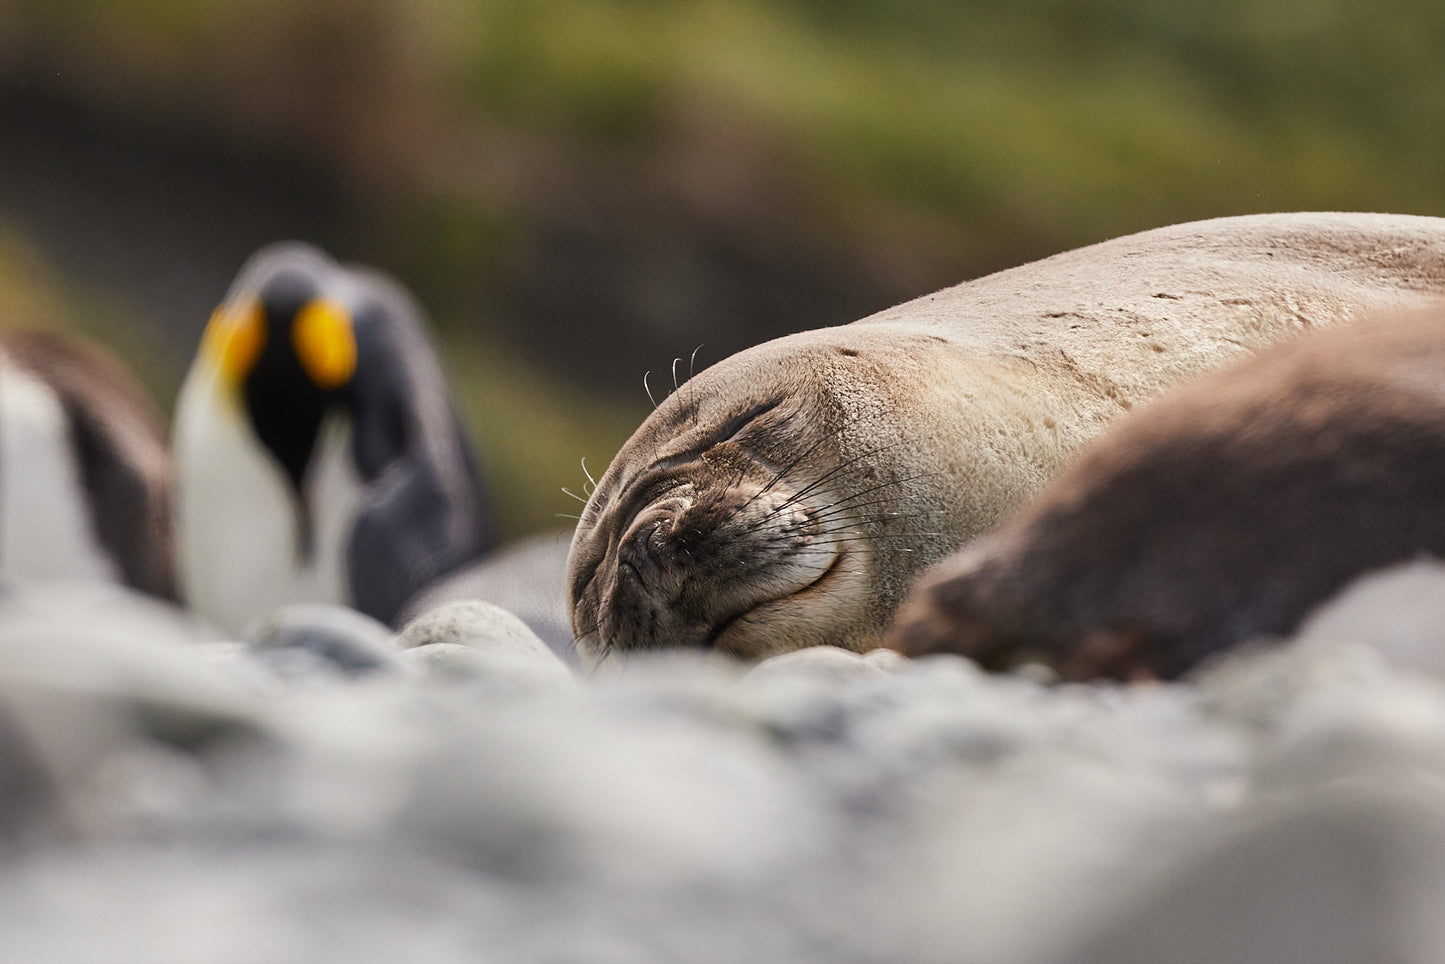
[0,582,269,840]
[1293,558,1445,681]
[400,531,576,665]
[245,603,404,682]
[395,600,575,690]
[1055,787,1445,964]
[742,645,895,686]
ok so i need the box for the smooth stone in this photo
[1294,558,1445,681]
[399,531,577,665]
[0,581,268,838]
[1053,787,1445,964]
[246,603,402,681]
[397,642,576,692]
[396,601,574,687]
[743,646,892,686]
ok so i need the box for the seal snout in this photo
[619,498,691,591]
[588,474,853,660]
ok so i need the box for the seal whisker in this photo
[743,504,944,543]
[802,535,931,549]
[799,471,945,522]
[762,440,915,518]
[737,426,834,514]
[687,345,704,430]
[806,498,943,531]
[583,644,612,679]
[746,468,921,534]
[643,371,659,410]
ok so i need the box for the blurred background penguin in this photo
[173,244,494,633]
[0,330,175,598]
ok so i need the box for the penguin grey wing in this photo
[0,331,176,600]
[342,292,494,626]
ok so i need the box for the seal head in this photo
[568,326,1075,667]
[574,399,859,661]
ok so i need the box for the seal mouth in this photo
[705,543,850,656]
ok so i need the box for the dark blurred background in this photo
[2,0,1444,539]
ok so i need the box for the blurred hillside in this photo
[1,0,1444,537]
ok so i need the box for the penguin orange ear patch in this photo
[204,300,267,382]
[292,299,357,390]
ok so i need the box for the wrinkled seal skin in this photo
[888,307,1445,681]
[569,213,1445,667]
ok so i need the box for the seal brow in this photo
[649,398,784,474]
[715,398,784,445]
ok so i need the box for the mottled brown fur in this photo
[889,307,1445,680]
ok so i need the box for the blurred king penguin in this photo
[174,243,494,634]
[0,331,175,598]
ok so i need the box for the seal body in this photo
[0,330,174,598]
[569,213,1445,667]
[174,243,493,634]
[888,306,1445,680]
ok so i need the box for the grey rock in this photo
[743,645,893,686]
[400,531,577,665]
[396,600,574,689]
[1056,788,1445,964]
[0,582,269,840]
[246,603,402,681]
[1295,558,1445,680]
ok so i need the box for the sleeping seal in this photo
[568,213,1445,667]
[887,305,1445,680]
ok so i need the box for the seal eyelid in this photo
[714,399,784,445]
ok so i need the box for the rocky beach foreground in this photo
[1,566,1443,964]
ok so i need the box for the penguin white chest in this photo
[174,370,365,634]
[0,360,120,584]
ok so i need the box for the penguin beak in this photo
[291,298,357,390]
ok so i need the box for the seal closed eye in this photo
[714,400,784,444]
[569,213,1445,667]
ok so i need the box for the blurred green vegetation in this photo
[0,228,179,406]
[3,0,1445,538]
[449,0,1445,231]
[13,0,1445,247]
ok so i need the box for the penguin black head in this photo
[202,264,359,496]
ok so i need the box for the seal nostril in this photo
[632,519,665,567]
